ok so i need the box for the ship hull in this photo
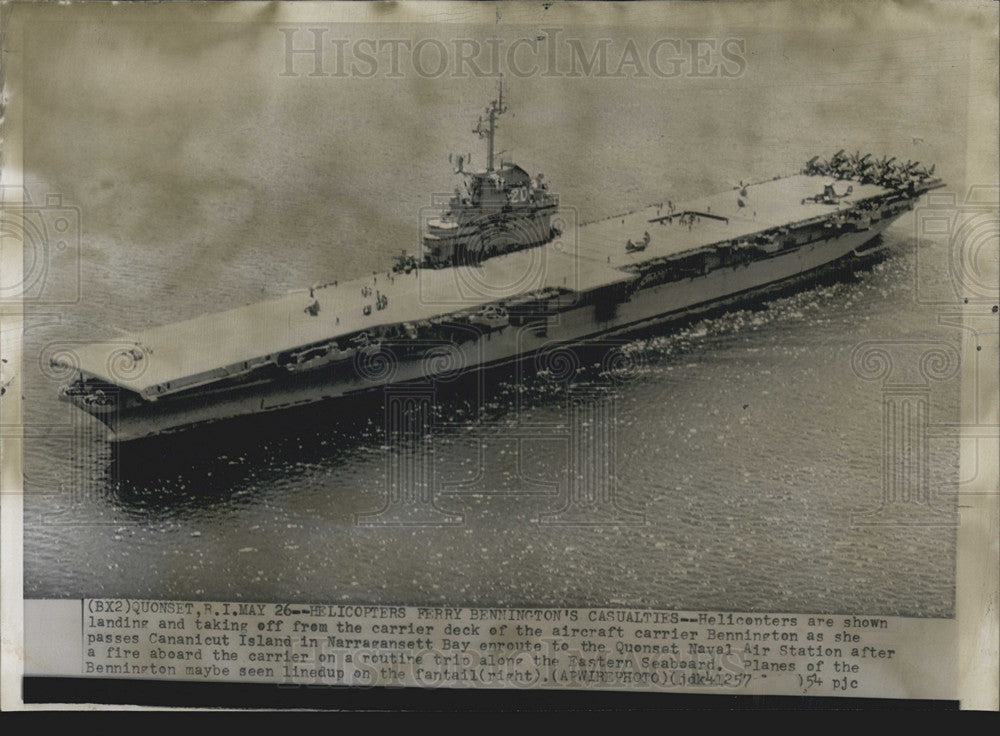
[93,217,901,442]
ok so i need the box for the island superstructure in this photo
[55,84,943,441]
[420,80,558,267]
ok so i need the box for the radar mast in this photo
[474,76,507,172]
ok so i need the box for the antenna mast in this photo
[475,76,507,172]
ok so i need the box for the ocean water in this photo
[18,23,968,616]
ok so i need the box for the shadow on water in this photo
[104,242,894,514]
[106,354,599,515]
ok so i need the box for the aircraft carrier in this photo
[55,83,943,441]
